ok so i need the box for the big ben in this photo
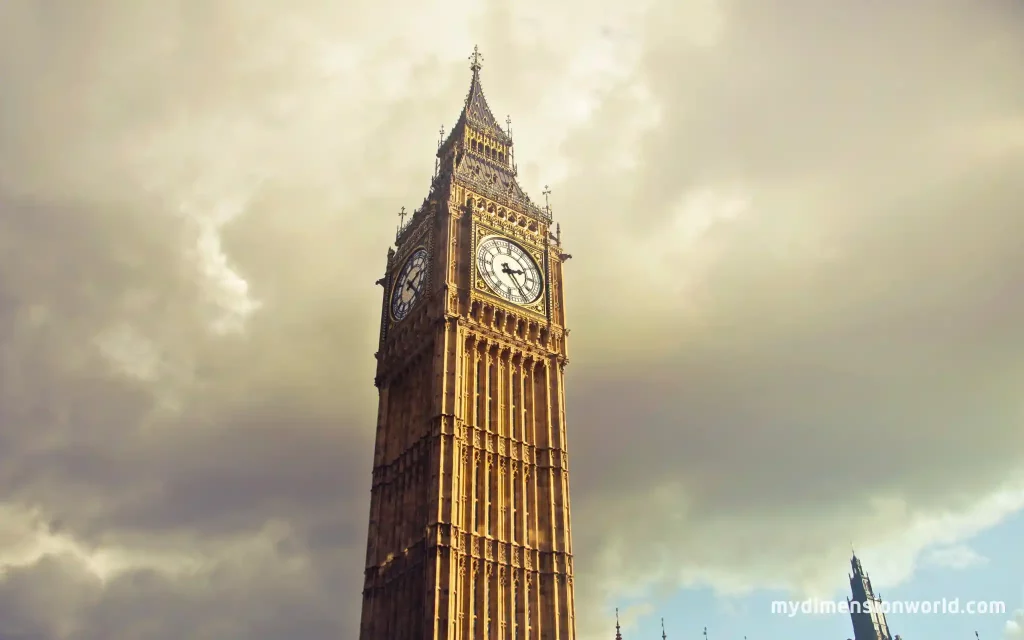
[359,46,576,640]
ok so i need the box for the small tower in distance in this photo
[847,552,894,640]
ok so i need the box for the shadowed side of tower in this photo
[359,46,576,640]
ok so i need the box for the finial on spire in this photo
[469,45,483,72]
[434,126,445,177]
[703,626,709,640]
[396,206,407,239]
[661,618,667,640]
[542,185,552,214]
[614,608,622,640]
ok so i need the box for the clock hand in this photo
[405,280,420,296]
[501,262,528,298]
[501,262,524,275]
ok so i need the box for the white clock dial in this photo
[476,236,543,305]
[390,248,428,321]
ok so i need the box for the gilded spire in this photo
[454,45,511,144]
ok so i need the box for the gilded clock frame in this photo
[471,221,547,318]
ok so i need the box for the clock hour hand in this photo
[501,262,524,277]
[405,280,420,296]
[501,262,528,298]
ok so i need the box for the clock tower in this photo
[358,47,576,640]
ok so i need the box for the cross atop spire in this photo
[469,45,484,72]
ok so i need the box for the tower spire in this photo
[661,618,667,640]
[847,554,894,640]
[614,608,622,640]
[449,45,511,145]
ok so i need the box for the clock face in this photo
[390,248,428,321]
[476,236,543,305]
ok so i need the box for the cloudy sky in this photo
[1,0,1022,638]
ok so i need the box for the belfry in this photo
[358,47,576,639]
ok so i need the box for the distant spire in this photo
[614,608,622,640]
[850,548,864,575]
[661,618,667,640]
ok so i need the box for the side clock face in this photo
[476,236,543,305]
[390,248,428,321]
